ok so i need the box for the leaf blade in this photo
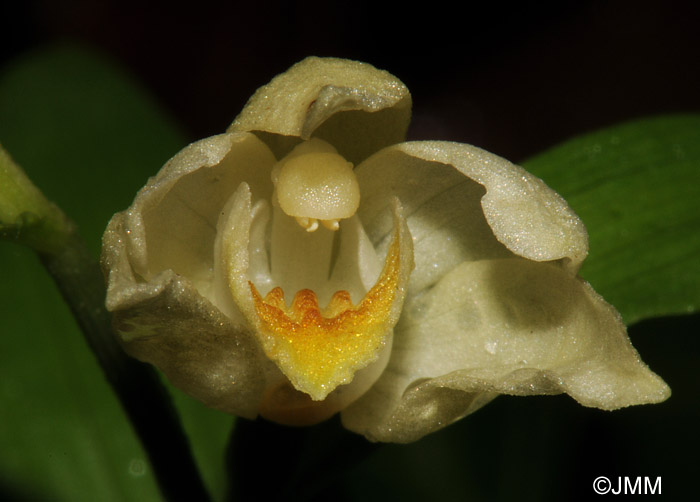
[523,115,700,323]
[0,44,230,500]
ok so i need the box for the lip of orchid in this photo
[219,168,412,401]
[245,216,402,401]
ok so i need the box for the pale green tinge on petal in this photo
[102,212,272,419]
[342,258,671,443]
[356,147,516,296]
[377,141,589,272]
[122,131,276,300]
[102,132,281,419]
[215,182,258,323]
[228,57,412,164]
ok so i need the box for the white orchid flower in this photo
[102,57,669,443]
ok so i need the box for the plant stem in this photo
[40,230,210,502]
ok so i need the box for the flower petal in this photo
[120,131,276,304]
[228,57,411,164]
[356,146,513,295]
[356,142,589,295]
[102,212,273,418]
[101,131,281,418]
[342,258,670,443]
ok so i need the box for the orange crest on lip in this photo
[249,234,401,400]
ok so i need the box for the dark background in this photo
[5,0,700,162]
[2,1,698,501]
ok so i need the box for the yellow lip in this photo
[249,231,401,401]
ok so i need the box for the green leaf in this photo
[0,44,230,500]
[523,115,700,324]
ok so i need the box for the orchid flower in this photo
[102,57,669,443]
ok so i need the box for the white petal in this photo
[342,258,670,443]
[356,142,588,296]
[402,142,588,268]
[356,147,510,295]
[102,132,281,418]
[122,131,276,303]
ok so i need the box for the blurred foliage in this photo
[0,45,232,501]
[0,45,697,501]
[524,115,700,324]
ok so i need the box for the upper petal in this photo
[342,258,670,443]
[228,57,412,164]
